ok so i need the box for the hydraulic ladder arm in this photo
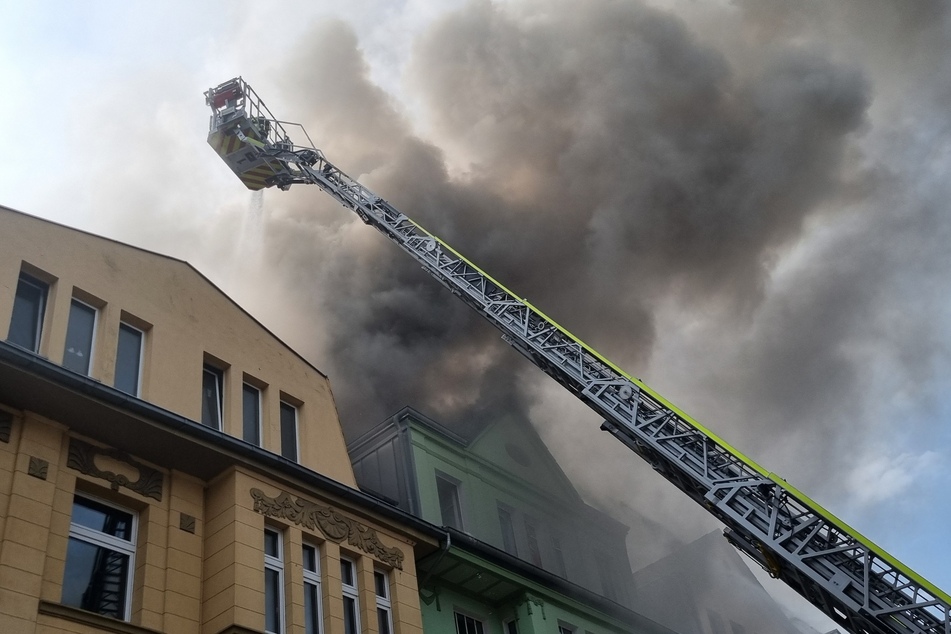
[205,77,951,634]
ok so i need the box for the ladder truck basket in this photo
[205,77,318,191]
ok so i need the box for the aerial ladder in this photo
[204,77,950,634]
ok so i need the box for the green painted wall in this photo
[405,415,635,608]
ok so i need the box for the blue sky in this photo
[2,2,949,631]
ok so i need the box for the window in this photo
[264,528,284,634]
[551,532,567,577]
[558,625,577,634]
[243,383,262,445]
[504,619,519,634]
[340,557,361,634]
[435,473,463,529]
[201,364,224,429]
[524,517,542,567]
[8,271,48,352]
[455,612,485,634]
[375,570,392,634]
[114,323,144,396]
[302,543,322,634]
[62,495,136,620]
[279,401,298,461]
[498,505,517,555]
[594,551,618,602]
[63,298,97,374]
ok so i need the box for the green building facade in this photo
[349,407,677,634]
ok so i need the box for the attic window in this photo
[505,442,531,467]
[8,271,49,353]
[435,472,463,530]
[201,364,224,429]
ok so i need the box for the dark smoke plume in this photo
[260,0,873,443]
[245,6,951,622]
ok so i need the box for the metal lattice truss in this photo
[205,78,950,634]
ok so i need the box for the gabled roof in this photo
[0,204,327,378]
[351,405,633,522]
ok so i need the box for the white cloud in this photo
[846,447,942,507]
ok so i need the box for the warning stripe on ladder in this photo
[238,163,277,190]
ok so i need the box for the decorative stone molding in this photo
[67,438,163,501]
[0,410,11,443]
[250,488,405,569]
[28,456,49,480]
[180,513,197,534]
[523,594,546,619]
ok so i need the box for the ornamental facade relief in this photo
[250,488,404,569]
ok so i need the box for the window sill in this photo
[37,601,163,634]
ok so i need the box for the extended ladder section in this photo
[205,77,950,634]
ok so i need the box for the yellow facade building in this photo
[0,205,441,634]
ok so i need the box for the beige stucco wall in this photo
[0,408,425,634]
[203,467,423,634]
[0,206,355,486]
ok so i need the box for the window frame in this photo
[243,382,262,446]
[497,504,518,556]
[340,556,361,634]
[524,516,543,567]
[503,618,519,634]
[115,321,145,396]
[302,542,323,634]
[435,471,464,530]
[454,610,486,634]
[8,271,49,353]
[201,364,225,430]
[264,527,285,634]
[279,400,299,461]
[594,550,618,602]
[550,531,567,577]
[63,493,137,621]
[374,568,393,634]
[63,297,98,375]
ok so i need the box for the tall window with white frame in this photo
[302,543,323,634]
[243,382,262,446]
[550,531,567,578]
[63,298,98,374]
[374,569,393,634]
[557,624,576,634]
[264,528,285,634]
[62,494,136,620]
[279,401,298,461]
[503,618,519,634]
[201,364,224,429]
[340,557,361,634]
[114,322,144,396]
[435,472,463,530]
[594,551,618,602]
[455,612,485,634]
[8,271,48,352]
[498,505,518,556]
[524,517,543,567]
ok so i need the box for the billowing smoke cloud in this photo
[262,0,873,434]
[240,2,951,624]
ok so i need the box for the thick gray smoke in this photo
[262,0,873,435]
[242,4,951,625]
